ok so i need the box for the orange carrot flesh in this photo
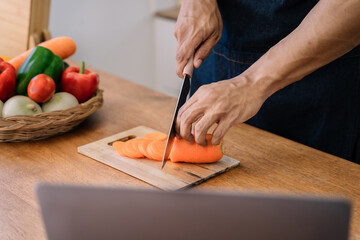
[143,132,167,141]
[137,138,153,159]
[124,139,144,159]
[169,134,223,163]
[146,140,167,161]
[113,133,223,164]
[9,36,76,71]
[112,141,128,157]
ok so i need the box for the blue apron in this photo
[191,0,360,164]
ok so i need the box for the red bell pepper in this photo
[61,61,99,103]
[0,58,16,101]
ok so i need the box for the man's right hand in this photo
[174,0,223,78]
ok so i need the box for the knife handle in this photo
[183,55,194,78]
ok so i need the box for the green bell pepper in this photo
[16,46,64,95]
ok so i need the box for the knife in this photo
[161,55,194,169]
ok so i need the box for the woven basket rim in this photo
[0,89,103,120]
[0,89,104,141]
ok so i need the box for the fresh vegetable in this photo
[170,134,223,163]
[63,61,69,70]
[0,58,16,101]
[42,92,78,112]
[61,61,99,103]
[146,140,166,161]
[113,139,154,159]
[0,56,12,62]
[144,132,167,141]
[2,95,42,117]
[16,46,64,95]
[9,37,76,71]
[112,133,223,164]
[113,141,128,157]
[0,100,3,117]
[137,138,153,159]
[27,74,56,103]
[124,139,145,159]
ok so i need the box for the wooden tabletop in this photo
[1,63,359,240]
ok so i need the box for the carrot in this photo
[146,140,167,161]
[9,36,77,71]
[169,134,223,163]
[143,132,167,141]
[124,139,144,159]
[112,141,128,157]
[137,138,153,159]
[113,134,223,164]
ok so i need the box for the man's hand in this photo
[175,0,360,146]
[174,0,222,78]
[175,76,268,146]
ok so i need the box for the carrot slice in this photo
[169,134,223,163]
[143,132,167,141]
[137,138,153,159]
[112,141,128,157]
[146,140,167,161]
[124,139,144,158]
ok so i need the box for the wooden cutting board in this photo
[78,126,240,190]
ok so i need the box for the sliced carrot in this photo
[112,141,128,157]
[114,134,223,164]
[169,134,223,163]
[124,139,144,158]
[146,140,167,161]
[143,132,167,141]
[137,138,153,159]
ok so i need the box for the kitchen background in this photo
[50,0,181,97]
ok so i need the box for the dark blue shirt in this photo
[191,0,360,163]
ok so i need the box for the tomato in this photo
[27,74,56,103]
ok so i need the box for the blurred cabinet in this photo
[154,8,180,97]
[0,0,50,57]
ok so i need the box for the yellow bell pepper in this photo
[0,56,12,62]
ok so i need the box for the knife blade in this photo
[161,56,194,169]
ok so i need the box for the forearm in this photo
[241,0,360,99]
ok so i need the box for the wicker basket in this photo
[0,89,104,142]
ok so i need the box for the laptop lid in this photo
[36,184,351,240]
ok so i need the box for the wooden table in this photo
[1,64,359,240]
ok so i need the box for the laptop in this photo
[36,184,351,240]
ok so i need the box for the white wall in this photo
[154,17,180,97]
[49,0,178,90]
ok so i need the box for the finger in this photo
[173,24,179,39]
[193,113,219,146]
[178,107,204,143]
[176,36,203,78]
[177,96,198,121]
[176,86,207,136]
[176,97,199,135]
[211,119,232,145]
[177,84,207,120]
[175,42,186,78]
[193,37,217,68]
